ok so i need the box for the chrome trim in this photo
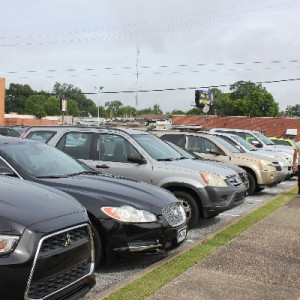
[128,243,163,252]
[0,156,23,179]
[24,223,94,300]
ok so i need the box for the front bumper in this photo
[259,170,286,185]
[197,184,247,217]
[98,217,187,257]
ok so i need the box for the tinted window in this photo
[97,134,139,162]
[57,132,93,159]
[187,136,219,154]
[160,134,185,148]
[27,131,56,143]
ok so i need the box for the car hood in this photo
[35,174,178,215]
[163,158,238,177]
[0,177,86,233]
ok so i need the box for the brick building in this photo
[172,115,300,141]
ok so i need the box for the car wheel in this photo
[246,172,257,195]
[173,191,199,228]
[91,222,103,268]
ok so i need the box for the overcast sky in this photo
[1,0,300,113]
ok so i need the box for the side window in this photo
[0,128,8,136]
[97,134,139,163]
[187,136,218,154]
[26,131,56,143]
[160,134,185,148]
[8,129,20,137]
[57,132,93,159]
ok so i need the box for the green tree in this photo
[44,96,60,116]
[66,99,80,117]
[285,104,300,117]
[5,83,35,114]
[24,95,47,118]
[52,82,97,117]
[105,100,123,117]
[186,107,204,115]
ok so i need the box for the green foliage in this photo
[5,83,35,114]
[52,82,97,117]
[285,104,300,117]
[212,81,279,117]
[137,104,163,116]
[186,107,204,115]
[25,95,47,118]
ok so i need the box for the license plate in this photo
[177,227,187,243]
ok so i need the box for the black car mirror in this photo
[127,153,147,164]
[209,147,222,155]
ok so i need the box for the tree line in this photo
[4,81,300,118]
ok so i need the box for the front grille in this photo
[26,223,93,299]
[162,203,186,227]
[226,174,242,187]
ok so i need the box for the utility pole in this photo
[135,47,140,111]
[95,86,104,126]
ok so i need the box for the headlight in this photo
[274,156,285,163]
[200,171,228,187]
[259,160,277,172]
[101,205,157,223]
[0,234,19,255]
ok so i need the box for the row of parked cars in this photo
[0,125,295,299]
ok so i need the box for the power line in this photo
[81,77,300,94]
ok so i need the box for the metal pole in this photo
[95,86,103,126]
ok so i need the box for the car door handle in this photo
[96,164,110,169]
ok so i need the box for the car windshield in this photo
[0,141,89,177]
[254,132,275,145]
[132,133,183,160]
[230,135,257,151]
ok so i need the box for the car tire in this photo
[246,172,257,195]
[173,191,199,228]
[91,222,103,268]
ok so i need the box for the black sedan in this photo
[0,136,187,267]
[0,176,95,300]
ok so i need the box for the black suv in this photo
[0,176,95,300]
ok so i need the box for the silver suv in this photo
[22,126,248,228]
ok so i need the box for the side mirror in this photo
[127,153,147,165]
[251,140,263,148]
[209,147,222,155]
[0,166,16,177]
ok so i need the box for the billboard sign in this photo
[195,90,213,107]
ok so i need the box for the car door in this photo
[84,133,154,183]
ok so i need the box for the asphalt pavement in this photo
[146,196,300,300]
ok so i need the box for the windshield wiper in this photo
[36,175,69,179]
[68,170,100,176]
[175,156,187,160]
[157,158,175,161]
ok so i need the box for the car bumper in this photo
[197,185,247,217]
[98,217,187,256]
[259,170,286,185]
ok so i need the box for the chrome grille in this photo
[162,203,186,227]
[26,223,93,299]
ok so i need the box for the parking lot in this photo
[84,177,297,299]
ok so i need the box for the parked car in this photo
[208,128,295,155]
[268,137,295,147]
[0,125,28,137]
[0,136,187,267]
[22,126,248,228]
[155,131,286,195]
[0,176,95,300]
[208,132,293,179]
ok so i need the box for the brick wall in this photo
[4,117,59,126]
[172,115,300,141]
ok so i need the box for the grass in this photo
[104,187,297,300]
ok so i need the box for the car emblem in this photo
[64,233,72,247]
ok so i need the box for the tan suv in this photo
[155,131,286,195]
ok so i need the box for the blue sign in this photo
[195,90,213,107]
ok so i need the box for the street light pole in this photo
[95,86,104,126]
